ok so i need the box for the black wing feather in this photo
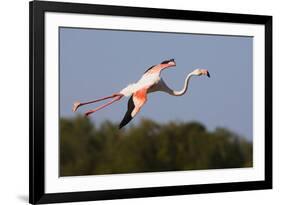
[143,65,155,74]
[119,96,135,129]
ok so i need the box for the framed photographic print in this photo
[29,0,272,204]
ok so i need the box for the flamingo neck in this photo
[172,73,194,96]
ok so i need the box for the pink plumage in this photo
[72,59,210,128]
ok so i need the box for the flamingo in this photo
[72,59,210,129]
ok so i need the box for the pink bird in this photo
[72,59,210,129]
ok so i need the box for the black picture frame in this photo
[29,0,272,204]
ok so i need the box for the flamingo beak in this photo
[207,71,210,78]
[201,69,210,77]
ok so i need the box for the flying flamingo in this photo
[72,59,210,129]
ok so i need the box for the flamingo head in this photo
[160,59,176,69]
[192,69,210,78]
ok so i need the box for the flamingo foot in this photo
[85,110,94,117]
[72,101,81,112]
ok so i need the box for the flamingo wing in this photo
[119,87,148,129]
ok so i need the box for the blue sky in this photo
[59,27,253,140]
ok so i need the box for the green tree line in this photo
[60,116,252,176]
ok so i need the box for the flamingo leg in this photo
[84,95,123,116]
[72,93,122,112]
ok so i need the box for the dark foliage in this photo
[60,116,252,176]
